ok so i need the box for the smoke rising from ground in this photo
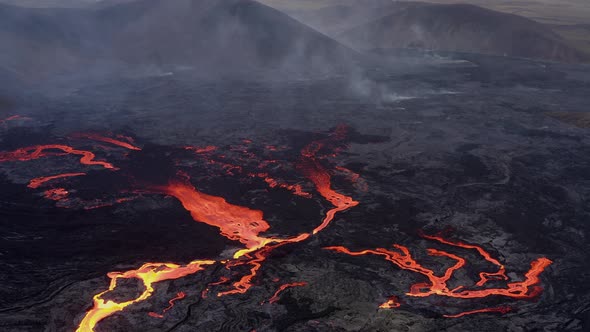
[0,0,361,84]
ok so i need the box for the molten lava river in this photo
[0,121,553,331]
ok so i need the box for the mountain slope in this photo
[0,0,353,79]
[284,0,423,36]
[101,0,351,70]
[0,0,95,8]
[337,3,587,62]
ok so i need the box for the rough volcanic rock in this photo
[0,51,589,331]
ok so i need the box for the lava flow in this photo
[379,296,401,309]
[1,127,554,328]
[297,125,359,234]
[44,188,69,201]
[214,127,360,297]
[148,292,186,319]
[185,145,217,154]
[0,145,115,169]
[0,134,144,209]
[74,127,362,331]
[76,180,299,330]
[265,282,307,304]
[250,172,311,198]
[28,173,86,189]
[443,306,513,318]
[0,124,558,329]
[75,260,215,332]
[325,234,552,312]
[73,133,142,151]
[420,232,509,287]
[201,277,231,299]
[158,180,278,255]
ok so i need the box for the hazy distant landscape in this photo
[262,0,590,60]
[262,0,590,24]
[0,1,589,332]
[2,0,589,62]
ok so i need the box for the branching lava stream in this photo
[325,234,552,308]
[75,260,215,332]
[0,145,116,169]
[0,126,554,330]
[266,282,308,304]
[74,127,360,331]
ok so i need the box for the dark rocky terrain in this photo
[0,1,589,332]
[0,49,589,331]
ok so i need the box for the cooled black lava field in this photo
[1,53,589,332]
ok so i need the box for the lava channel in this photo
[75,260,215,332]
[325,234,552,312]
[443,306,513,318]
[148,292,186,319]
[265,282,308,304]
[73,133,142,151]
[75,128,360,331]
[0,145,115,169]
[28,173,87,189]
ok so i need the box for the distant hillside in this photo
[398,0,590,26]
[0,0,353,80]
[286,1,420,36]
[335,3,588,63]
[551,24,590,56]
[547,112,590,128]
[259,0,590,26]
[0,0,95,8]
[0,3,88,79]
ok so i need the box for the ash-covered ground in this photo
[1,53,589,332]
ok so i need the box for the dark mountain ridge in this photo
[0,0,353,81]
[338,3,588,63]
[284,1,588,63]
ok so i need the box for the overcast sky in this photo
[0,0,588,24]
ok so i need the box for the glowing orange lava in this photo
[2,135,140,203]
[75,128,361,331]
[75,260,215,332]
[325,235,552,304]
[443,306,512,318]
[379,296,401,309]
[185,145,217,154]
[266,282,307,304]
[251,172,311,198]
[420,232,508,287]
[148,292,186,319]
[0,145,115,169]
[268,282,307,303]
[216,129,360,297]
[44,188,69,201]
[216,240,307,297]
[1,127,554,329]
[297,127,359,234]
[201,277,231,298]
[158,180,272,253]
[73,133,142,151]
[28,173,86,189]
[76,161,354,330]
